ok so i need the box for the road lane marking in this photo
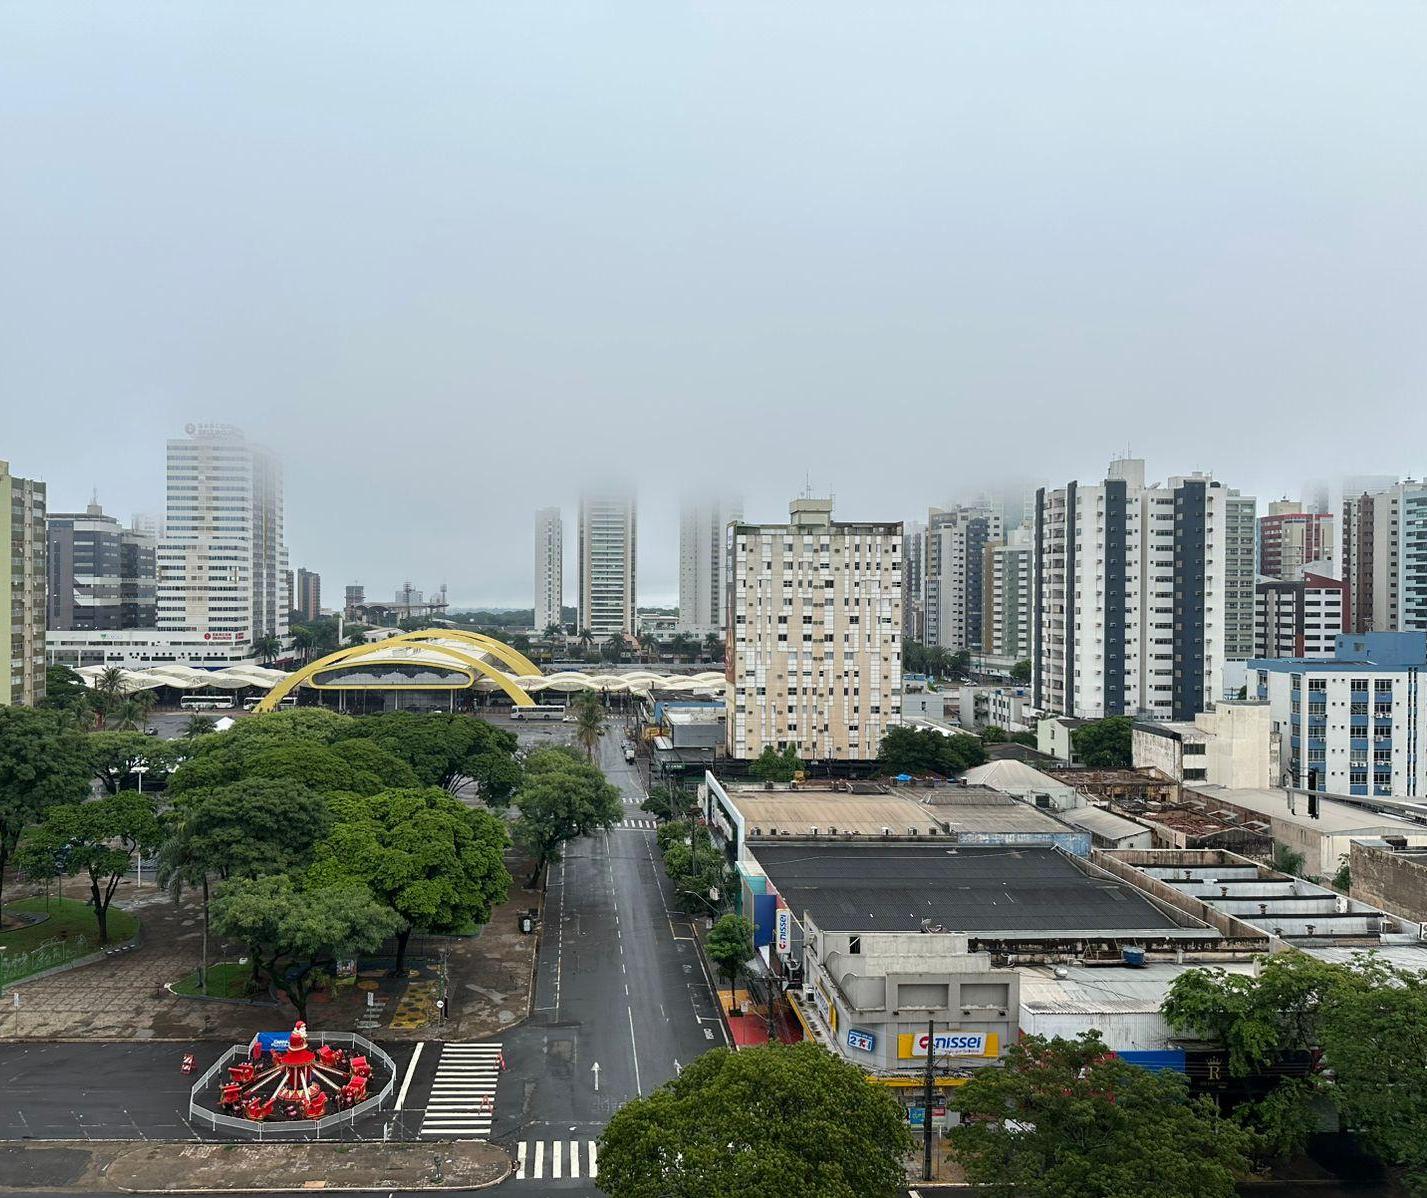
[628,1005,643,1095]
[515,1142,526,1179]
[394,1042,423,1111]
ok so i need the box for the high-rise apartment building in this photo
[981,528,1032,662]
[678,496,741,635]
[534,507,564,633]
[1033,459,1249,721]
[1225,489,1259,661]
[902,519,925,642]
[925,506,1001,653]
[1340,482,1427,634]
[131,511,165,541]
[2,461,46,705]
[726,499,901,761]
[344,584,366,618]
[577,488,636,638]
[1254,571,1349,660]
[156,423,288,656]
[295,568,321,621]
[1258,501,1334,581]
[47,500,156,631]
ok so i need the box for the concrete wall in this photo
[1037,718,1075,763]
[1196,702,1273,789]
[1351,842,1427,923]
[1133,729,1183,779]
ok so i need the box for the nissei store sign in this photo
[897,1030,995,1059]
[846,1028,875,1053]
[774,908,792,955]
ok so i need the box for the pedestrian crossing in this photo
[617,817,658,829]
[513,1138,599,1181]
[418,1042,502,1138]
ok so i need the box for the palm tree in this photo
[577,627,595,652]
[572,691,606,761]
[670,632,695,663]
[183,714,216,739]
[637,631,660,662]
[702,633,725,663]
[111,697,146,731]
[128,688,157,729]
[291,626,317,663]
[602,634,626,663]
[90,665,128,729]
[252,634,282,664]
[543,622,565,642]
[156,807,214,995]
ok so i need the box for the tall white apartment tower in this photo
[156,424,288,657]
[726,499,901,761]
[1033,459,1244,721]
[678,496,742,636]
[577,487,637,638]
[533,507,564,633]
[925,506,1002,653]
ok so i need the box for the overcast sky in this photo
[3,3,1424,607]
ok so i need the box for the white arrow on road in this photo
[591,1061,601,1092]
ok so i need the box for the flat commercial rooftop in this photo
[1188,785,1426,836]
[723,784,1073,839]
[751,844,1191,936]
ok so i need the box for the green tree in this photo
[311,788,511,972]
[17,792,162,942]
[950,1032,1253,1198]
[1010,659,1032,683]
[0,707,92,911]
[705,914,753,992]
[183,714,216,739]
[39,665,89,714]
[701,632,725,662]
[597,1042,912,1198]
[981,725,1008,744]
[209,873,402,1021]
[328,737,421,789]
[1163,951,1427,1179]
[168,778,332,883]
[601,634,626,663]
[641,784,686,822]
[544,622,565,642]
[877,725,986,776]
[338,712,517,792]
[512,749,622,886]
[662,833,730,913]
[89,665,129,730]
[669,632,696,663]
[571,691,606,761]
[750,744,802,783]
[1272,842,1306,878]
[1070,716,1134,767]
[252,634,282,664]
[89,731,175,794]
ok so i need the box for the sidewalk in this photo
[0,1141,509,1192]
[717,986,802,1048]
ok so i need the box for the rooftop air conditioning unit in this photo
[908,826,918,837]
[809,826,819,837]
[881,826,892,837]
[828,826,838,835]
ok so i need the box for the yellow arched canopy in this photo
[395,628,542,679]
[255,632,536,712]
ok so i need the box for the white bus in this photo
[511,704,567,721]
[180,695,235,711]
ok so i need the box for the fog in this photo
[4,3,1424,606]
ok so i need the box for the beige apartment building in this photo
[2,460,47,706]
[726,498,901,761]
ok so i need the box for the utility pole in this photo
[922,1017,935,1181]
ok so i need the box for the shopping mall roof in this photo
[750,843,1202,938]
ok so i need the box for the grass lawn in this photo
[172,960,254,1000]
[0,896,139,985]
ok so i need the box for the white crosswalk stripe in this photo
[512,1139,598,1181]
[418,1042,502,1138]
[617,818,657,829]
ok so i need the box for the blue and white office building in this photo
[1252,632,1427,799]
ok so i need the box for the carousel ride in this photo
[212,1021,381,1123]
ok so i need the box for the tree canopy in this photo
[597,1043,912,1198]
[336,711,518,793]
[17,792,162,942]
[1010,659,1032,683]
[311,787,510,971]
[750,744,803,782]
[1163,952,1427,1182]
[168,778,332,882]
[877,724,987,775]
[0,706,91,909]
[512,747,622,885]
[210,873,401,1021]
[89,731,177,794]
[705,914,753,990]
[1070,716,1134,768]
[949,1032,1253,1198]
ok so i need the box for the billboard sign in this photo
[897,1030,993,1059]
[846,1028,876,1053]
[774,907,792,955]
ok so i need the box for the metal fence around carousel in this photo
[188,1032,397,1140]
